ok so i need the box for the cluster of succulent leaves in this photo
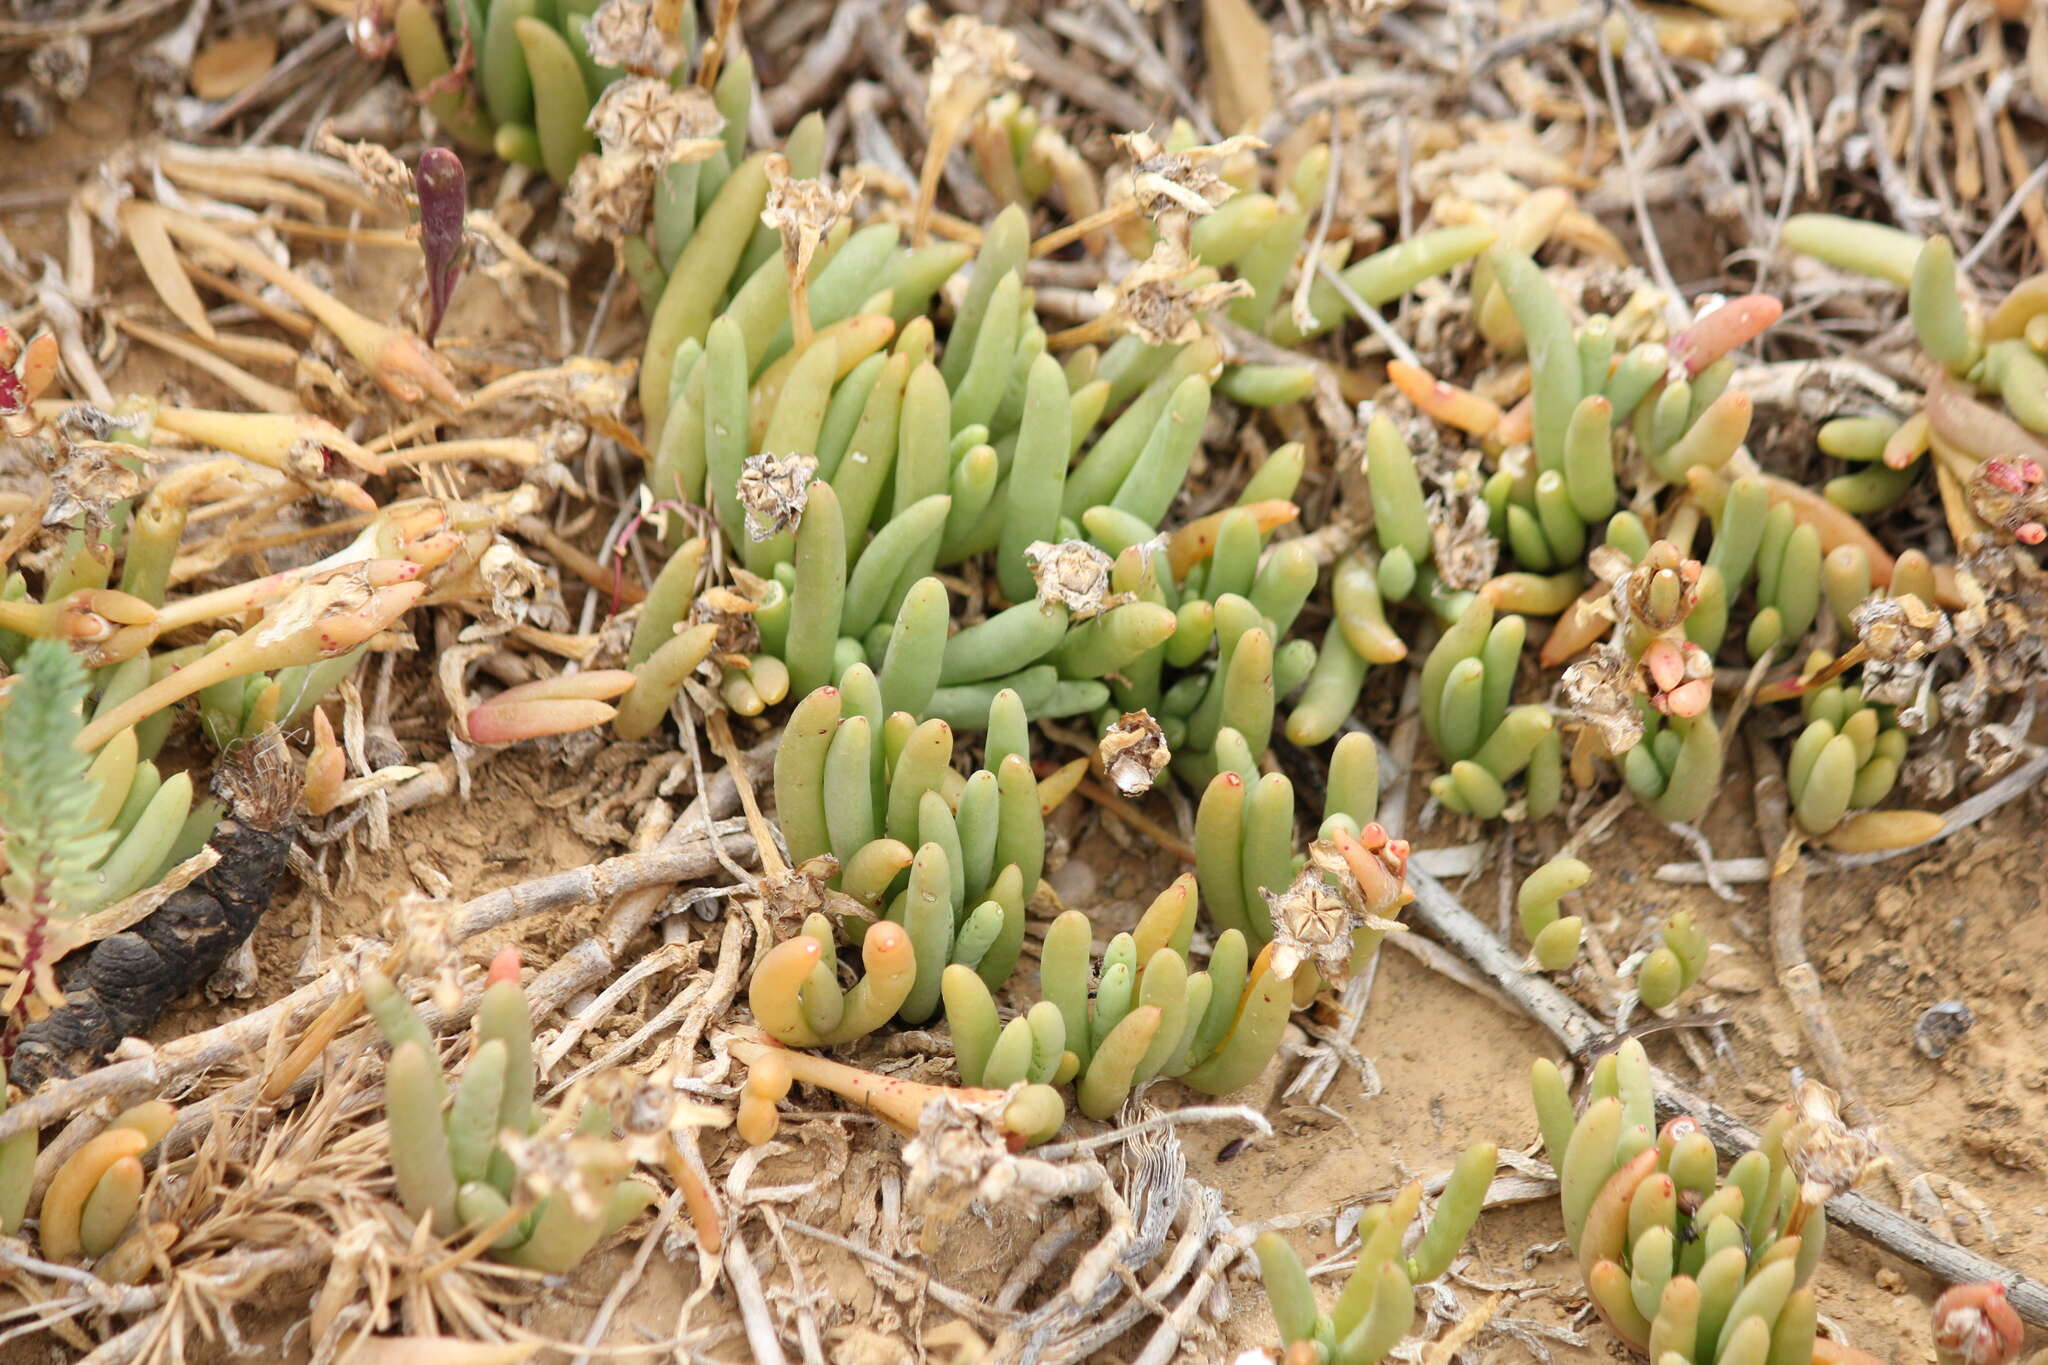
[1192,728,1384,959]
[3,1089,176,1276]
[392,0,699,183]
[1532,1040,1826,1363]
[1516,857,1709,1012]
[943,873,1293,1120]
[366,957,659,1270]
[636,190,1400,777]
[1251,1141,1499,1365]
[1789,216,2048,546]
[0,1034,173,1276]
[755,681,1045,1043]
[1781,651,1910,836]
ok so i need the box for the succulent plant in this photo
[1193,729,1400,966]
[1635,911,1710,1013]
[732,1030,1066,1149]
[366,949,661,1269]
[941,874,1294,1120]
[756,681,1044,1034]
[1529,1040,1868,1363]
[1251,1141,1499,1364]
[34,1098,176,1268]
[1517,855,1591,972]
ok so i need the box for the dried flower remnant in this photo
[1781,1079,1883,1212]
[1025,539,1115,617]
[413,148,467,345]
[761,155,862,349]
[690,582,764,659]
[907,7,1027,242]
[1854,592,1954,710]
[1611,541,1702,636]
[569,79,723,244]
[1086,237,1253,349]
[1429,493,1499,592]
[1086,129,1269,253]
[1099,711,1169,796]
[1932,1282,2026,1365]
[1560,645,1644,754]
[736,451,817,542]
[901,1091,1038,1213]
[1856,593,1955,667]
[1945,546,2048,718]
[582,0,684,78]
[567,152,657,244]
[1116,130,1264,218]
[743,854,858,939]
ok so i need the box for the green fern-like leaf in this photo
[1,640,114,918]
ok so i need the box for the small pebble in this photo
[1913,1000,1975,1059]
[1875,1268,1906,1294]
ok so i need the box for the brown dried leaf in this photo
[190,33,278,101]
[1201,0,1273,135]
[118,202,214,341]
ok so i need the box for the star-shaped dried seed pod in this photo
[588,77,723,162]
[1098,710,1169,796]
[736,450,817,542]
[1024,539,1115,616]
[1265,829,1412,983]
[1262,865,1357,983]
[582,0,686,78]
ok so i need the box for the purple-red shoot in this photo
[414,148,468,345]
